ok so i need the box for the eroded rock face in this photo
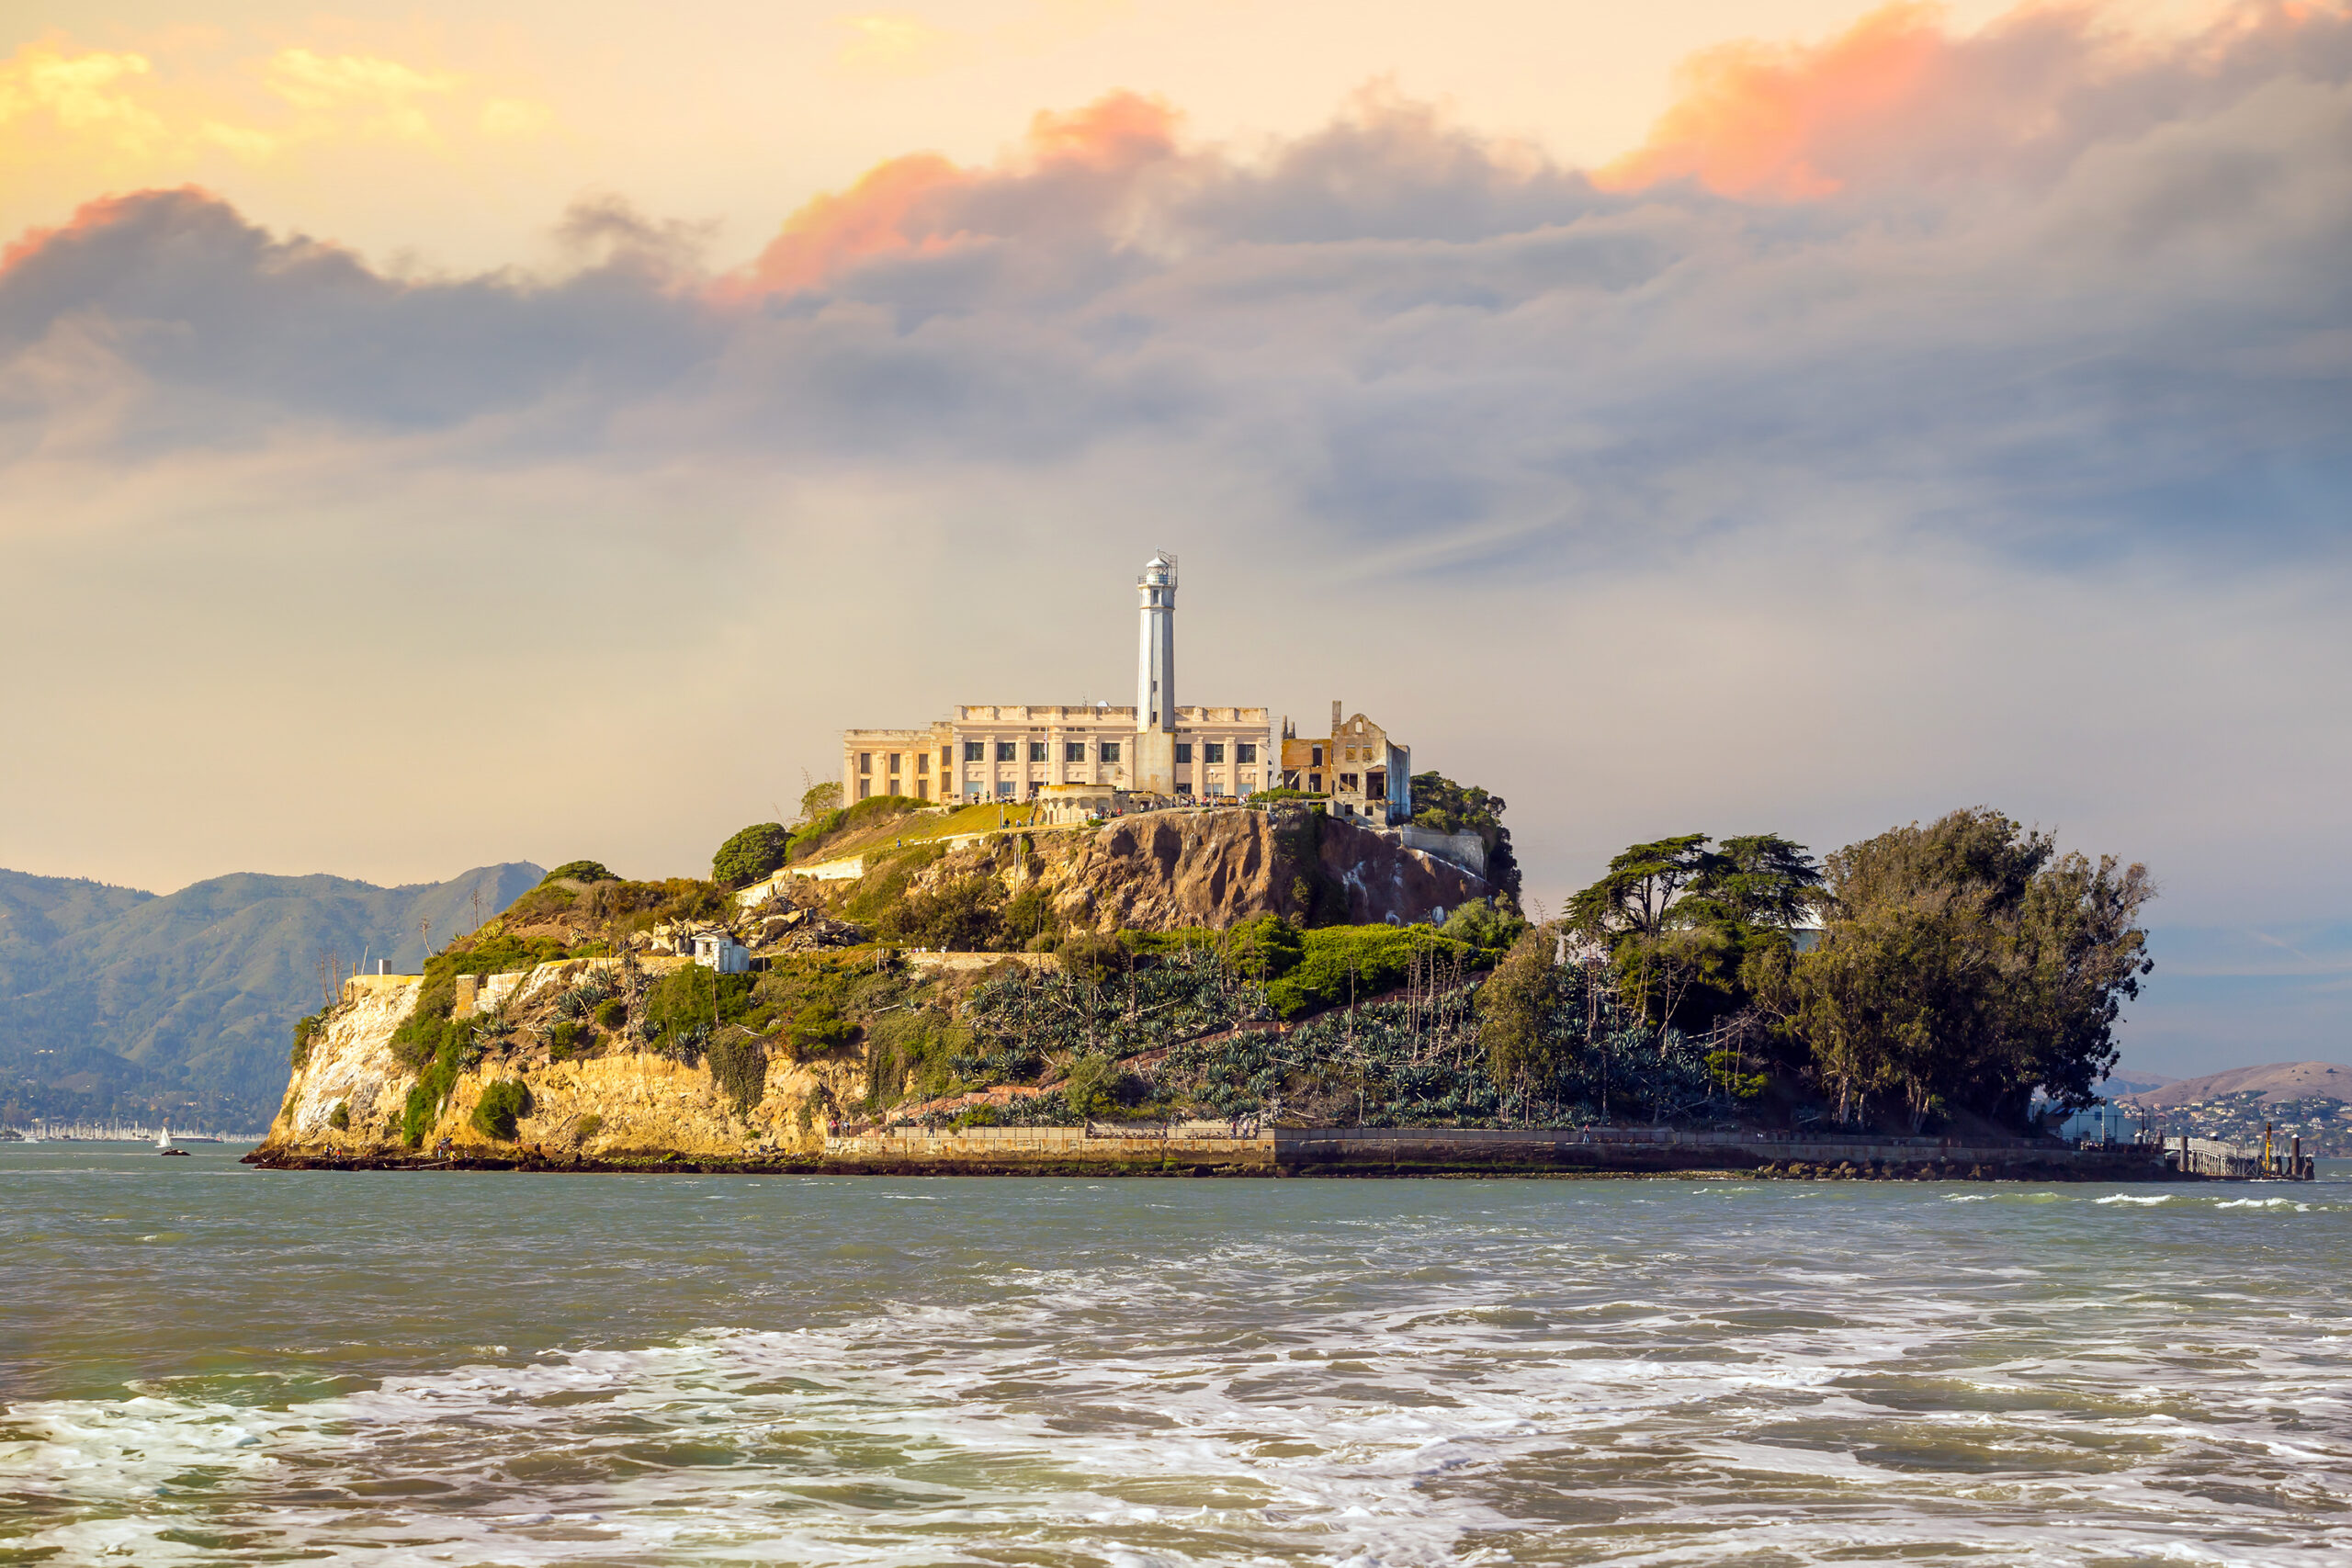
[1315,816,1489,925]
[260,962,862,1163]
[1039,806,1487,931]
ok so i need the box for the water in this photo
[4,1146,2348,1565]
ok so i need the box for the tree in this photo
[541,861,616,886]
[1753,808,2154,1130]
[1477,924,1569,1106]
[1566,834,1822,1039]
[712,823,792,889]
[1408,773,1522,906]
[797,779,844,825]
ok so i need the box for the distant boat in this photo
[156,1126,189,1156]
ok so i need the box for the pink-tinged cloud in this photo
[1600,0,2348,199]
[735,90,1178,297]
[0,186,209,276]
[1600,2,1944,197]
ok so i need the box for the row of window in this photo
[862,739,1262,773]
[964,775,1258,799]
[961,740,1129,764]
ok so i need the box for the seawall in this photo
[247,1122,2180,1179]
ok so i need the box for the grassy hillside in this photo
[0,863,542,1129]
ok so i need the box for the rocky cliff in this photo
[263,962,859,1164]
[874,805,1488,934]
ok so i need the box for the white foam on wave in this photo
[11,1190,2352,1566]
[2096,1194,2172,1205]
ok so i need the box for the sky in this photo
[2,0,2346,1075]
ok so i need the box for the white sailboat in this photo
[156,1125,189,1156]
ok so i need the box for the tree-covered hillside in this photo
[0,863,541,1129]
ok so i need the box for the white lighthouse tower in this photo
[1135,552,1179,795]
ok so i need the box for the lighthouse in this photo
[1136,553,1176,729]
[1134,552,1180,794]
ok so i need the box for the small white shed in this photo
[691,932,752,975]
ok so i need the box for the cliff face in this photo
[264,962,859,1163]
[1024,807,1487,931]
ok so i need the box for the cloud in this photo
[734,90,1181,296]
[0,1,2346,1025]
[0,36,550,180]
[0,44,166,156]
[1598,0,2352,199]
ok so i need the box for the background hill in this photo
[2115,1062,2352,1109]
[0,863,541,1129]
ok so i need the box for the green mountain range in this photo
[0,863,542,1130]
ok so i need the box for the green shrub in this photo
[1003,885,1057,947]
[593,996,627,1029]
[1265,925,1475,1019]
[401,1037,468,1146]
[788,1002,855,1058]
[712,823,792,889]
[1225,913,1305,983]
[1055,931,1125,984]
[1440,898,1532,958]
[470,1079,534,1141]
[1062,1054,1124,1119]
[327,1101,350,1131]
[786,808,846,863]
[542,860,617,886]
[642,967,760,1046]
[707,1037,769,1117]
[290,1010,327,1068]
[547,1020,583,1059]
[876,874,1002,950]
[788,795,929,863]
[954,1102,1001,1128]
[842,842,947,926]
[574,1112,604,1143]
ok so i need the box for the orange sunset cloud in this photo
[737,90,1179,296]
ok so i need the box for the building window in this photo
[965,741,985,762]
[997,781,1015,797]
[1311,745,1323,767]
[1204,743,1224,763]
[1340,773,1359,793]
[859,779,873,799]
[1175,742,1193,763]
[1065,741,1087,763]
[1237,743,1256,763]
[859,751,873,774]
[1100,741,1121,762]
[1308,773,1321,792]
[917,753,929,775]
[942,747,954,770]
[888,752,900,775]
[1030,741,1048,762]
[1240,773,1255,791]
[997,741,1018,762]
[916,779,928,800]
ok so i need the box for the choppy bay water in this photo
[3,1147,2348,1566]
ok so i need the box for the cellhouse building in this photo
[839,555,1273,805]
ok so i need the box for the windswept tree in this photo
[1566,833,1821,1037]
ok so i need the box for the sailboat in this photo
[156,1125,189,1156]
